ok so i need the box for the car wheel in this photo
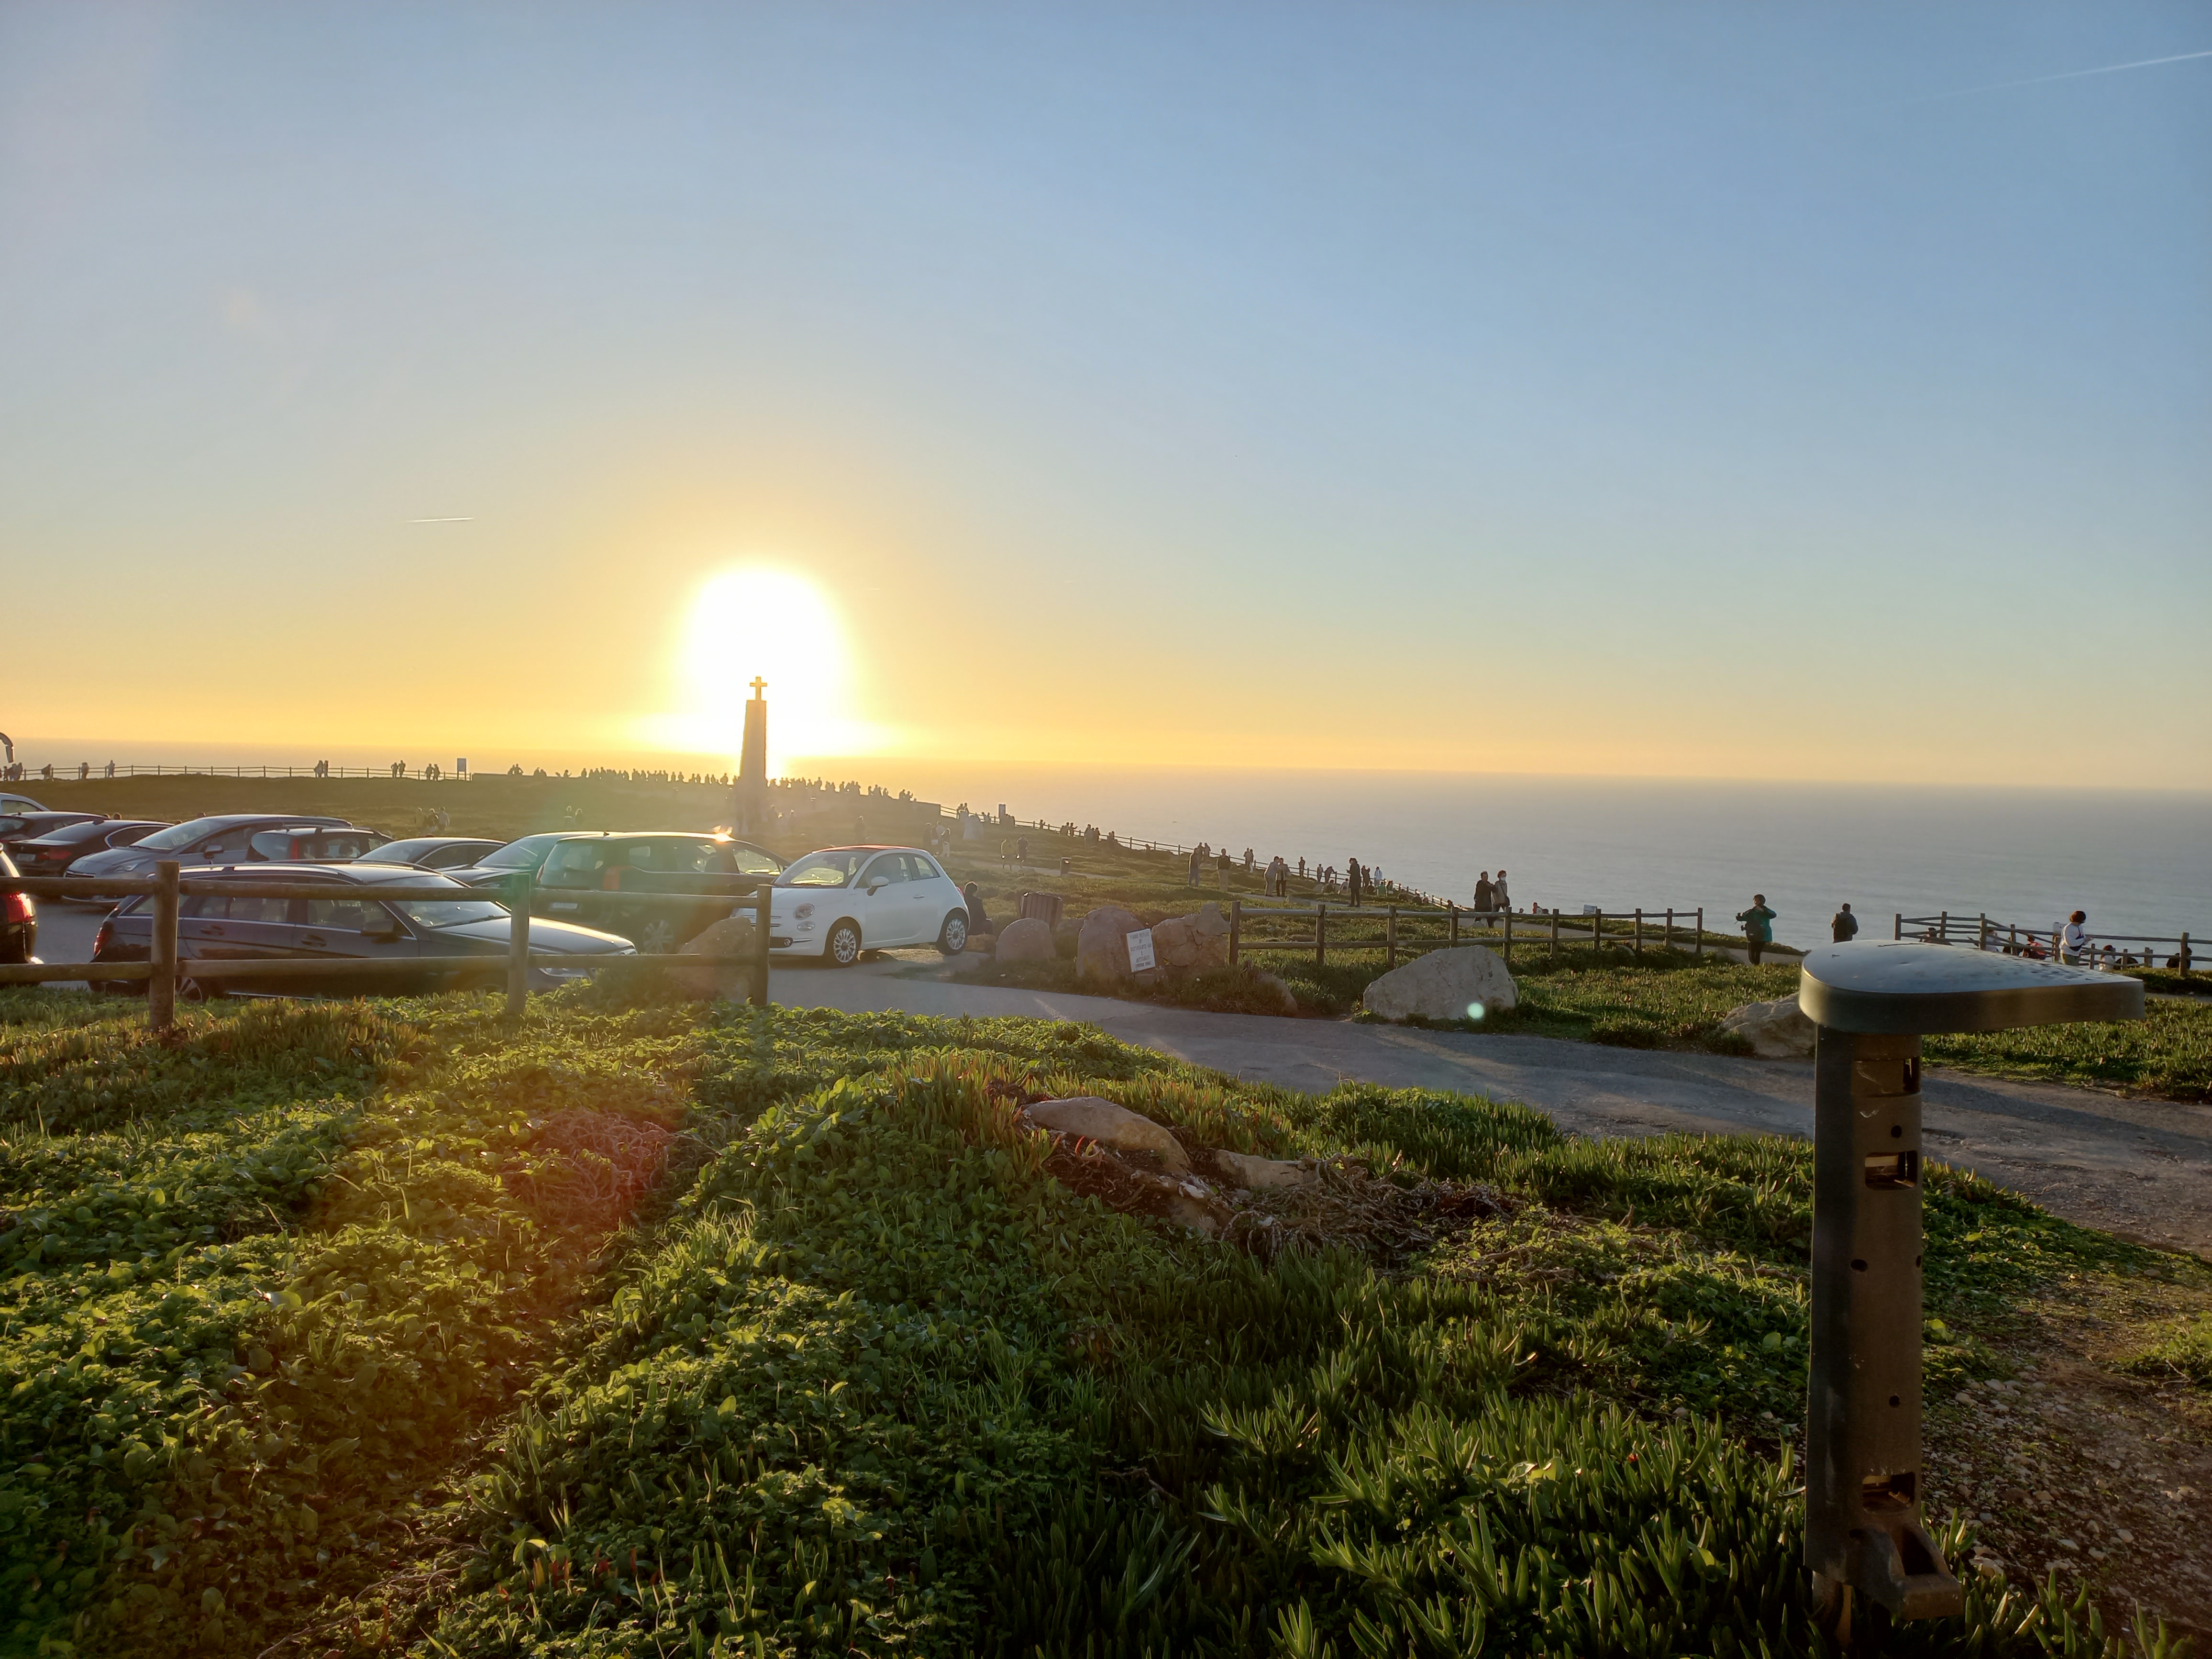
[177,974,217,1003]
[937,911,969,956]
[826,920,863,967]
[630,917,679,955]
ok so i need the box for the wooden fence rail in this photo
[1228,902,1707,970]
[1895,911,2193,974]
[0,864,775,1029]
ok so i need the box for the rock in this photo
[1211,1149,1315,1191]
[1145,904,1233,975]
[994,917,1056,962]
[1075,904,1146,983]
[1253,971,1299,1014]
[1360,946,1517,1022]
[1716,992,1817,1059]
[671,915,756,999]
[1021,1095,1190,1172]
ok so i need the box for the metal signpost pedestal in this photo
[1795,943,2142,1651]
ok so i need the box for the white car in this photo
[769,845,972,964]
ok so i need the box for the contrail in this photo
[1929,47,2212,99]
[407,516,475,523]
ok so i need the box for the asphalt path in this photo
[27,905,2210,1257]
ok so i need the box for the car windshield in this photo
[397,896,509,928]
[479,834,567,869]
[46,820,125,844]
[137,816,238,852]
[776,850,870,888]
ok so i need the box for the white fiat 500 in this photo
[768,846,972,964]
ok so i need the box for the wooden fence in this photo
[0,864,774,1029]
[1227,901,1707,970]
[1896,912,2194,974]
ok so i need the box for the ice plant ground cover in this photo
[0,980,2201,1657]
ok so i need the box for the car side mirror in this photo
[359,911,404,941]
[866,878,889,894]
[201,842,223,857]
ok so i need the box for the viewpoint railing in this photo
[0,864,774,1030]
[1895,911,2194,974]
[1227,900,1708,970]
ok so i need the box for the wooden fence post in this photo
[1634,907,1643,958]
[1386,906,1398,969]
[505,872,531,1018]
[751,880,773,1009]
[1894,913,1902,941]
[1695,908,1703,961]
[1229,899,1241,967]
[1665,908,1674,954]
[1316,904,1327,968]
[1448,902,1458,947]
[147,861,180,1033]
[1504,908,1513,969]
[2182,932,2192,978]
[1549,908,1560,964]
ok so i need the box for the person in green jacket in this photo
[1737,894,1777,965]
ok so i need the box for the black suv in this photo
[91,863,635,997]
[532,832,782,952]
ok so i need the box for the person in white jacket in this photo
[2059,910,2089,964]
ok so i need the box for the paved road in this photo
[770,953,2212,1259]
[30,906,2208,1256]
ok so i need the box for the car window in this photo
[480,834,565,869]
[229,894,293,924]
[358,840,426,864]
[425,844,479,868]
[136,817,235,852]
[545,840,618,876]
[179,894,224,919]
[398,896,506,928]
[903,853,940,882]
[0,818,26,838]
[863,855,907,886]
[660,839,720,874]
[776,851,866,888]
[727,843,781,875]
[306,896,378,932]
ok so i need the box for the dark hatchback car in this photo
[0,811,104,853]
[91,863,636,997]
[8,817,169,879]
[356,836,506,872]
[62,813,360,900]
[532,832,783,953]
[0,850,33,964]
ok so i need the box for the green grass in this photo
[1924,999,2212,1102]
[7,983,2201,1656]
[2116,1312,2212,1387]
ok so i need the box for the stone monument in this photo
[733,676,769,837]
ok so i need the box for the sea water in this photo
[876,765,2212,951]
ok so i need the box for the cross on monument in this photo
[749,677,766,700]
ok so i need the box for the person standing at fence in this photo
[1737,894,1777,965]
[1348,858,1364,906]
[2059,910,2089,964]
[1474,872,1495,913]
[1188,846,1204,887]
[1831,902,1858,943]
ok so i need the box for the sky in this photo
[3,2,2207,787]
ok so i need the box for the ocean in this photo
[857,764,2212,952]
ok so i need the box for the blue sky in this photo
[3,3,2206,784]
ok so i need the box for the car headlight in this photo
[794,902,814,920]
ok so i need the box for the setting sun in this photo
[641,565,872,770]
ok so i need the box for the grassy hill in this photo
[1,982,2201,1657]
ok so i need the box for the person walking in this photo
[1737,894,1777,965]
[1474,871,1495,913]
[1348,858,1364,906]
[1831,902,1858,943]
[1493,869,1512,913]
[1188,846,1204,887]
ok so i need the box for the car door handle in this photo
[203,926,225,937]
[300,934,328,946]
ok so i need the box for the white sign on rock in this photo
[1125,928,1157,973]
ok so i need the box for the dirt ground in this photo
[1921,1272,2212,1645]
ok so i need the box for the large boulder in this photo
[1147,903,1232,975]
[1361,945,1517,1022]
[671,915,757,999]
[1075,904,1147,983]
[1717,992,1817,1059]
[995,916,1056,963]
[1020,1095,1190,1172]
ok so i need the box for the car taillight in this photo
[94,918,113,955]
[1,894,29,924]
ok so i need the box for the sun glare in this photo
[645,566,864,768]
